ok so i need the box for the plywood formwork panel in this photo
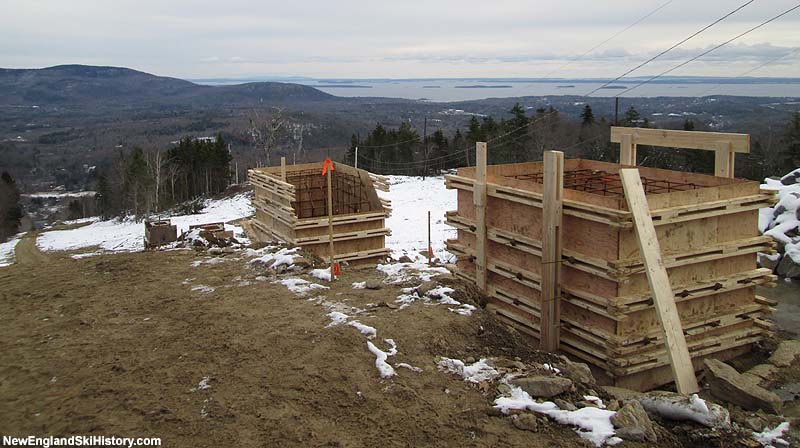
[249,162,391,265]
[445,156,777,391]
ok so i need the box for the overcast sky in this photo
[2,0,799,79]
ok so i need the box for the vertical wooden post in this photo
[327,167,335,280]
[427,210,432,266]
[473,142,488,292]
[714,141,734,178]
[620,133,636,166]
[354,146,358,169]
[619,168,699,394]
[280,156,287,181]
[541,150,564,352]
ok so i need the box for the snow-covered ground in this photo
[382,175,456,262]
[17,175,458,263]
[0,233,23,267]
[760,169,800,267]
[36,193,254,256]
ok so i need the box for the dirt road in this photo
[0,247,591,447]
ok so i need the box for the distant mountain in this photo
[0,65,335,108]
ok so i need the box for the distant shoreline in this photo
[454,85,512,89]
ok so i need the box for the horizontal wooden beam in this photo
[611,127,750,153]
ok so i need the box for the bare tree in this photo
[145,148,164,212]
[250,107,286,167]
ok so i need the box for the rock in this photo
[365,280,383,290]
[744,416,766,432]
[558,358,595,385]
[497,383,512,395]
[554,399,577,411]
[769,340,800,367]
[416,280,438,297]
[576,400,597,409]
[601,386,643,402]
[208,247,224,255]
[776,254,800,278]
[606,400,620,411]
[704,359,782,413]
[639,391,730,428]
[780,169,800,185]
[398,255,413,263]
[510,376,573,398]
[511,414,539,432]
[291,256,312,269]
[758,252,781,271]
[611,400,658,443]
[746,363,778,382]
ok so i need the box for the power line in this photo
[615,3,800,97]
[694,47,800,97]
[539,0,675,80]
[584,0,757,97]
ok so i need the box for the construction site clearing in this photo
[1,128,799,447]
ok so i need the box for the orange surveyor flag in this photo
[321,158,335,176]
[333,263,341,276]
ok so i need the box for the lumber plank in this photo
[620,168,699,394]
[610,127,750,153]
[540,150,563,351]
[474,142,488,291]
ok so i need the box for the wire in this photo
[539,0,675,79]
[615,3,800,97]
[694,46,800,97]
[584,0,757,97]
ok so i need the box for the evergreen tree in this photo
[581,105,595,126]
[781,111,800,169]
[623,106,641,126]
[95,174,114,219]
[0,172,22,241]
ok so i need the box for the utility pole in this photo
[615,97,620,126]
[422,117,428,179]
[354,145,358,169]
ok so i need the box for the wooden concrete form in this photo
[144,220,177,248]
[248,162,391,264]
[444,155,777,391]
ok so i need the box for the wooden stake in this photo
[541,150,564,352]
[620,133,636,166]
[474,142,488,292]
[427,210,432,266]
[619,168,699,394]
[327,167,335,281]
[280,156,287,181]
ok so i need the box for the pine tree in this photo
[581,105,595,126]
[624,106,641,127]
[0,172,22,241]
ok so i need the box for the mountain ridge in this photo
[0,64,336,108]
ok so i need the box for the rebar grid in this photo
[506,169,702,197]
[287,171,371,218]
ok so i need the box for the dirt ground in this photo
[0,241,603,447]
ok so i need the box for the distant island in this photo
[600,85,627,90]
[422,85,441,88]
[455,85,512,89]
[557,85,575,88]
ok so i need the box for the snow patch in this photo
[367,339,398,378]
[437,357,500,383]
[753,422,791,447]
[351,281,366,289]
[0,233,23,267]
[494,386,620,447]
[275,278,329,295]
[348,320,377,338]
[310,268,332,282]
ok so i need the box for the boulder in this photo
[510,375,573,398]
[746,363,778,382]
[601,386,643,403]
[365,280,383,290]
[611,400,658,443]
[558,357,595,385]
[511,413,539,432]
[554,399,577,411]
[757,252,781,271]
[704,359,782,413]
[398,255,413,263]
[638,391,730,428]
[776,254,800,278]
[768,340,800,367]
